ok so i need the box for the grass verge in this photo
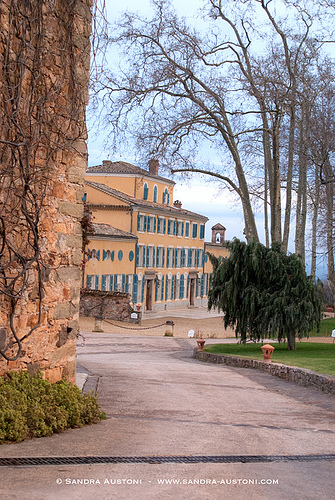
[204,342,335,377]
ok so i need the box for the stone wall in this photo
[80,290,133,322]
[193,349,335,395]
[0,0,93,383]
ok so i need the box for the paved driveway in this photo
[1,332,335,500]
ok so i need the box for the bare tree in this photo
[93,0,335,260]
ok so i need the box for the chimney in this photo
[148,159,159,175]
[173,200,182,209]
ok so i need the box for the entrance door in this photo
[189,278,195,306]
[146,279,153,310]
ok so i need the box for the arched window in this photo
[143,182,149,200]
[216,232,221,243]
[153,185,158,202]
[163,187,169,204]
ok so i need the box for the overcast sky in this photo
[86,0,328,278]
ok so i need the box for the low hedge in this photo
[0,371,106,444]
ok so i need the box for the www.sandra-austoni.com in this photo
[58,477,279,486]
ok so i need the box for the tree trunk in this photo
[310,163,320,280]
[282,104,295,253]
[287,333,296,351]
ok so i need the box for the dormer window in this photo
[143,182,149,200]
[163,187,169,204]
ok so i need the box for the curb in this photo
[193,348,335,395]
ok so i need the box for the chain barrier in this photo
[103,319,169,331]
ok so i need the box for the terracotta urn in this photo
[197,338,206,351]
[261,343,275,363]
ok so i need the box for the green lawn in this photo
[204,342,335,376]
[310,317,335,337]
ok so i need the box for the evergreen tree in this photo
[208,239,321,350]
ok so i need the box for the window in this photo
[185,222,190,238]
[153,185,158,202]
[157,217,166,234]
[176,221,184,237]
[175,248,181,268]
[136,245,146,267]
[200,224,205,239]
[137,214,146,232]
[168,219,176,235]
[146,245,155,268]
[143,182,149,200]
[163,187,170,204]
[147,215,156,233]
[156,246,165,268]
[192,223,198,239]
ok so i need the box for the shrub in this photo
[0,371,105,444]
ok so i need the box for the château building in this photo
[83,160,229,312]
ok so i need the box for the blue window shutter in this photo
[164,219,166,234]
[157,218,161,233]
[182,222,184,236]
[180,275,185,299]
[133,274,138,303]
[143,183,148,200]
[201,275,204,297]
[156,247,160,267]
[165,275,169,300]
[96,250,100,261]
[146,246,150,267]
[144,216,147,232]
[196,249,199,267]
[153,186,158,202]
[102,274,106,290]
[142,279,145,301]
[103,250,106,261]
[136,246,140,266]
[168,220,171,234]
[137,213,141,231]
[122,274,125,292]
[172,248,175,268]
[161,275,165,301]
[188,249,192,267]
[154,217,157,232]
[86,275,91,288]
[173,220,176,235]
[147,216,150,232]
[142,246,146,267]
[171,275,174,300]
[192,223,197,238]
[152,247,155,267]
[187,275,190,296]
[167,192,170,204]
[114,274,118,290]
[166,248,170,268]
[185,222,189,237]
[155,280,159,302]
[162,247,165,267]
[200,224,205,239]
[196,276,199,297]
[109,275,113,291]
[95,275,99,290]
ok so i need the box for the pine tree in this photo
[208,239,321,350]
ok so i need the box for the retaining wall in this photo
[193,349,335,395]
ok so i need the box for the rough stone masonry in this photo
[0,0,93,383]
